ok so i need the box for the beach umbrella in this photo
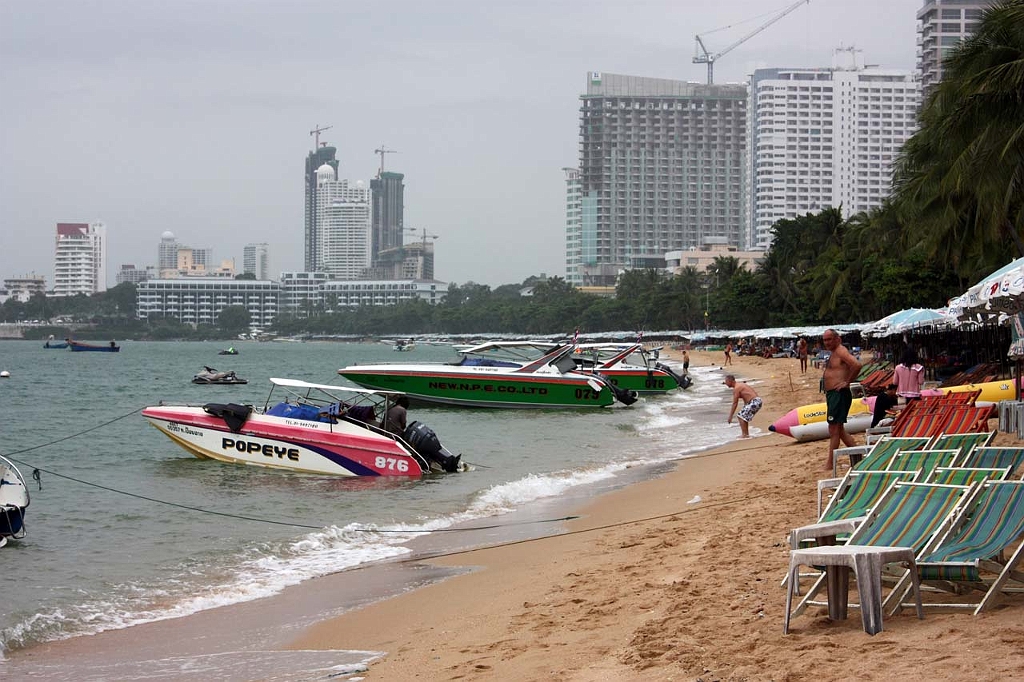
[863,308,952,338]
[949,257,1024,320]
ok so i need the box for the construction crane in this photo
[405,226,439,250]
[693,0,810,84]
[309,124,333,149]
[374,145,399,176]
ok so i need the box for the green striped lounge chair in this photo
[822,436,932,507]
[907,480,1024,614]
[887,449,961,478]
[962,447,1024,474]
[930,431,995,460]
[785,481,976,635]
[926,467,1013,486]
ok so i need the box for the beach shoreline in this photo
[288,349,1024,681]
[6,348,1024,680]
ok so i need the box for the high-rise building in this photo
[917,1,992,98]
[115,264,150,285]
[370,171,405,269]
[747,50,920,249]
[315,164,371,279]
[53,222,107,297]
[304,144,340,272]
[573,72,747,286]
[563,168,582,286]
[158,231,179,271]
[243,243,271,279]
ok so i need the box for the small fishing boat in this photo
[192,366,248,385]
[69,339,120,352]
[338,341,638,409]
[0,454,30,549]
[218,347,239,355]
[143,378,463,476]
[393,338,415,352]
[43,335,69,349]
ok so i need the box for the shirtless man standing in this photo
[822,329,862,471]
[725,374,761,439]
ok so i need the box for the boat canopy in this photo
[269,377,404,396]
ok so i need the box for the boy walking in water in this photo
[725,374,761,439]
[822,329,862,471]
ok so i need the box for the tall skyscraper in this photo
[243,243,271,279]
[158,231,179,271]
[314,164,371,279]
[563,167,582,286]
[304,143,340,272]
[917,1,992,98]
[53,221,107,296]
[748,49,920,249]
[370,171,405,269]
[573,72,747,286]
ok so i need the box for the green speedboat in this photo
[338,342,638,409]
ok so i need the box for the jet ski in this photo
[192,366,248,385]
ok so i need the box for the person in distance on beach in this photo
[682,349,690,375]
[797,336,808,373]
[725,374,761,439]
[822,329,862,471]
[724,341,733,366]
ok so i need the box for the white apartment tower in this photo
[563,167,582,286]
[917,1,992,98]
[748,49,920,249]
[158,231,179,271]
[53,221,107,296]
[243,243,271,280]
[315,164,371,279]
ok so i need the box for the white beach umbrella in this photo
[950,257,1024,320]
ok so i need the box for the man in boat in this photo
[724,375,761,439]
[822,328,862,471]
[384,395,410,436]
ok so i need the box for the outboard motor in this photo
[403,421,462,473]
[655,361,692,390]
[594,373,639,406]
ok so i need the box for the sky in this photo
[0,0,921,288]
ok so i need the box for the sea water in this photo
[0,340,737,677]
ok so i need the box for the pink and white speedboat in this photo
[142,377,462,477]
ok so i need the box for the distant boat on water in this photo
[43,335,69,349]
[69,339,120,353]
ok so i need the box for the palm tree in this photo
[893,1,1024,283]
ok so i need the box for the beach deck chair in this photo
[895,480,1024,614]
[785,481,975,635]
[940,405,997,435]
[963,447,1024,473]
[926,467,1012,486]
[827,435,931,493]
[887,449,961,479]
[930,431,995,459]
[802,470,921,542]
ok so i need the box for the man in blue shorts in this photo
[725,374,762,439]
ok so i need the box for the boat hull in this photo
[337,367,614,408]
[142,406,426,476]
[580,368,679,394]
[69,341,119,352]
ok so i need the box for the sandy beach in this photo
[290,349,1024,681]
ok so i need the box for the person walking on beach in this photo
[725,374,761,439]
[822,329,862,471]
[894,346,925,404]
[797,337,808,373]
[724,342,733,366]
[682,350,690,375]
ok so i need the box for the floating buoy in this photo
[0,371,10,378]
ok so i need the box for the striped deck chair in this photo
[887,449,961,479]
[927,467,1013,486]
[825,435,931,497]
[785,481,976,634]
[895,408,954,438]
[899,481,1024,614]
[940,405,996,435]
[803,470,921,542]
[930,431,995,460]
[964,447,1024,473]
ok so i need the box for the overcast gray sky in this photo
[1,0,920,288]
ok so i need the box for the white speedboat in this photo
[0,455,29,548]
[143,378,463,476]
